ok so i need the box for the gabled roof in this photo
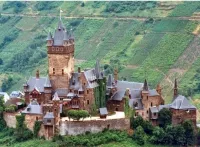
[116,80,143,91]
[170,95,196,110]
[27,77,51,92]
[111,91,125,101]
[129,98,143,110]
[148,89,159,96]
[22,101,42,115]
[52,92,60,101]
[44,112,54,119]
[99,107,108,115]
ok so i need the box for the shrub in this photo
[158,108,172,128]
[182,120,195,146]
[133,126,145,145]
[5,104,17,113]
[33,121,42,138]
[149,126,165,144]
[67,110,89,121]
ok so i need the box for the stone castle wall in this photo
[3,112,17,128]
[59,118,130,136]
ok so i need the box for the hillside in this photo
[0,1,200,111]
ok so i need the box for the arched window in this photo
[151,102,153,107]
[53,68,55,74]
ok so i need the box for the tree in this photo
[67,110,89,121]
[131,116,144,129]
[182,120,195,146]
[158,108,172,128]
[143,120,153,135]
[133,126,145,145]
[149,126,165,144]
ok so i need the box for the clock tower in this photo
[46,18,74,90]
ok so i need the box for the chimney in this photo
[36,70,40,78]
[78,67,81,73]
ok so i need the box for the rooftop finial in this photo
[60,8,63,20]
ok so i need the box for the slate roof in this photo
[22,100,42,115]
[52,19,71,46]
[130,90,142,98]
[99,107,108,115]
[69,72,81,90]
[129,98,143,110]
[150,106,159,113]
[44,112,54,119]
[84,69,99,88]
[27,77,51,92]
[170,95,196,110]
[107,74,115,89]
[56,88,68,97]
[52,92,60,101]
[95,59,103,79]
[111,91,125,101]
[116,80,143,91]
[148,89,159,96]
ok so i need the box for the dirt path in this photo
[3,12,200,21]
[160,35,200,103]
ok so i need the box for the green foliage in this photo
[5,105,17,113]
[152,19,189,32]
[2,2,26,13]
[33,121,42,138]
[105,2,157,13]
[131,116,153,135]
[132,126,145,145]
[67,110,89,121]
[53,130,128,146]
[90,103,98,116]
[182,120,195,146]
[124,97,134,118]
[0,16,10,24]
[149,126,166,144]
[169,2,200,17]
[15,114,33,142]
[34,2,63,11]
[2,76,14,92]
[158,108,172,128]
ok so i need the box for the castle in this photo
[11,17,196,139]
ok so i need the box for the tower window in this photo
[87,90,89,94]
[151,102,153,107]
[62,69,64,75]
[147,110,148,114]
[53,68,55,74]
[87,100,89,105]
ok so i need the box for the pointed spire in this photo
[143,79,148,91]
[53,92,60,101]
[107,74,115,88]
[69,26,74,40]
[95,59,102,79]
[114,68,118,82]
[63,31,69,41]
[36,70,40,79]
[174,78,178,98]
[46,31,52,41]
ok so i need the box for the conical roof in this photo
[63,31,69,41]
[46,31,52,41]
[107,74,115,88]
[143,79,148,91]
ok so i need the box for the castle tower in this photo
[46,17,74,90]
[52,92,60,124]
[174,78,178,99]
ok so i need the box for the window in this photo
[53,68,55,74]
[147,96,148,100]
[87,100,89,105]
[153,113,157,116]
[115,108,119,111]
[147,110,148,114]
[36,117,38,121]
[47,119,51,123]
[87,90,89,94]
[62,69,64,75]
[151,102,153,107]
